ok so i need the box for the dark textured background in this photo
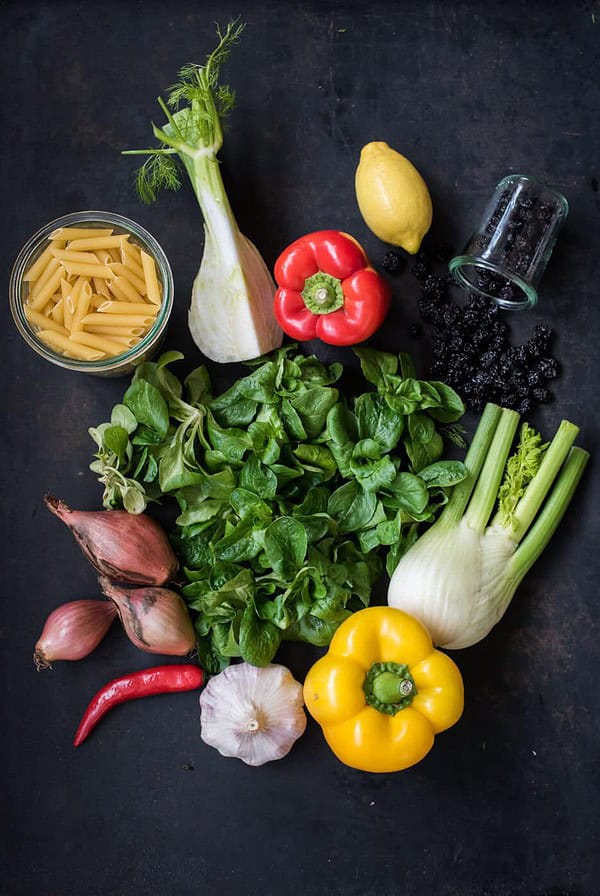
[1,2,599,894]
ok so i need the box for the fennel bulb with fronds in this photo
[388,403,589,649]
[124,21,282,363]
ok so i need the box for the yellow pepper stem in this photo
[363,662,417,716]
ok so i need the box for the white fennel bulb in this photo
[388,404,588,650]
[190,225,281,363]
[389,518,517,649]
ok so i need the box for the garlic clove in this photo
[200,663,307,766]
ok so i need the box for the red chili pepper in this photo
[73,664,203,747]
[273,230,391,346]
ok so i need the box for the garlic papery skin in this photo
[199,663,307,766]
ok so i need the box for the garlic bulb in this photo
[199,663,306,766]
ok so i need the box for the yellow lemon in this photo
[355,142,433,254]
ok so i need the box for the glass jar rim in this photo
[449,255,538,310]
[9,210,174,375]
[496,174,569,216]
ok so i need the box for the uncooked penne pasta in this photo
[49,227,113,240]
[86,324,146,337]
[81,312,155,328]
[120,238,145,272]
[31,257,61,297]
[23,241,66,281]
[24,225,164,362]
[25,307,70,337]
[71,281,93,332]
[93,277,112,298]
[50,298,65,325]
[107,278,132,302]
[67,235,126,251]
[63,276,87,309]
[111,276,145,304]
[28,267,64,312]
[140,249,161,304]
[109,263,147,295]
[50,249,100,265]
[108,336,142,348]
[70,331,127,356]
[63,294,75,330]
[63,262,113,278]
[97,300,158,316]
[37,330,104,360]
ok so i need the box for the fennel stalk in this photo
[124,21,282,363]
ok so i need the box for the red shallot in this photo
[34,600,118,670]
[44,495,178,585]
[99,576,196,656]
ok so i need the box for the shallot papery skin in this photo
[45,495,178,585]
[100,577,196,656]
[34,600,117,670]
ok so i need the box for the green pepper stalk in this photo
[388,403,589,649]
[123,21,283,363]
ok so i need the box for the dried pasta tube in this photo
[24,242,66,281]
[37,330,104,360]
[31,257,61,297]
[97,301,158,316]
[29,267,64,312]
[25,307,70,336]
[140,250,161,304]
[71,281,93,332]
[69,331,127,356]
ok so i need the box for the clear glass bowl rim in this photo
[9,210,174,374]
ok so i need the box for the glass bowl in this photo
[9,210,174,376]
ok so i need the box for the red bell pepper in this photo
[273,230,391,346]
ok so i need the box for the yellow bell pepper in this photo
[303,606,464,773]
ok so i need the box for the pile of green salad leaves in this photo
[89,346,467,672]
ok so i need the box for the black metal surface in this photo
[1,2,599,894]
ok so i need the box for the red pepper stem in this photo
[301,271,345,315]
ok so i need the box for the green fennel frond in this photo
[122,19,244,203]
[441,423,468,450]
[497,422,549,529]
[167,18,244,118]
[135,152,183,205]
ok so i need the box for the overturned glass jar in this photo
[450,175,568,310]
